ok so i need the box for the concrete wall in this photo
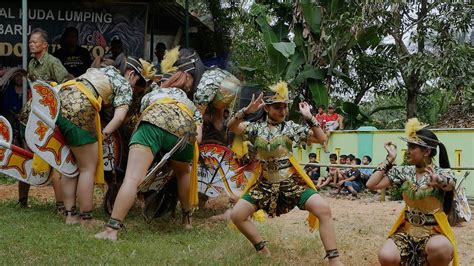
[296,128,474,197]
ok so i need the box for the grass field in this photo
[0,184,473,265]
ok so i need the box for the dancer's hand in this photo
[384,142,397,163]
[244,93,265,114]
[425,165,441,187]
[299,102,313,120]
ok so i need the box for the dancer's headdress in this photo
[400,118,438,149]
[264,81,291,104]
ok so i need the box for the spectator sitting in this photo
[346,154,355,164]
[317,153,341,189]
[322,105,344,153]
[304,153,320,183]
[360,155,373,185]
[336,158,362,198]
[339,154,347,165]
[53,27,92,77]
[315,105,327,129]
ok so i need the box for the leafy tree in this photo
[364,1,473,118]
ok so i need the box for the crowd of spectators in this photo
[304,153,373,198]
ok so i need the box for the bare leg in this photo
[425,235,453,266]
[169,160,192,229]
[323,131,331,153]
[378,239,401,266]
[62,142,98,224]
[95,146,154,241]
[18,181,30,208]
[61,174,79,224]
[304,194,342,266]
[50,170,65,213]
[51,170,63,202]
[71,142,98,225]
[230,199,270,256]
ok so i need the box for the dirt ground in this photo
[1,184,473,265]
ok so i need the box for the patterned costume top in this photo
[59,66,132,136]
[241,120,317,218]
[386,165,458,265]
[387,165,454,213]
[193,67,240,108]
[28,52,69,83]
[78,66,133,108]
[139,83,202,143]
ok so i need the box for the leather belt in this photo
[261,158,291,172]
[405,210,437,226]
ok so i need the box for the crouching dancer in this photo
[227,82,342,265]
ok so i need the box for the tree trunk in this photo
[207,0,230,55]
[406,82,417,118]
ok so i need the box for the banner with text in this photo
[0,2,147,67]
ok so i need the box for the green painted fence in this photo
[296,128,474,197]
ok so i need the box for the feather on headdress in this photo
[265,81,291,104]
[400,118,436,149]
[160,46,180,74]
[139,58,156,81]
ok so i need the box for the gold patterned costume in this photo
[386,166,458,266]
[241,120,320,229]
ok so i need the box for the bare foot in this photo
[182,212,193,230]
[95,227,119,241]
[258,246,271,257]
[329,257,343,266]
[65,213,80,225]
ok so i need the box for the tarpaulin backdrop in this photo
[0,2,147,68]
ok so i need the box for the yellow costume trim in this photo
[230,135,249,159]
[31,154,50,175]
[190,141,199,208]
[388,207,458,266]
[61,80,104,184]
[141,97,199,208]
[242,155,320,230]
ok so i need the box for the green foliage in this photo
[228,1,472,128]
